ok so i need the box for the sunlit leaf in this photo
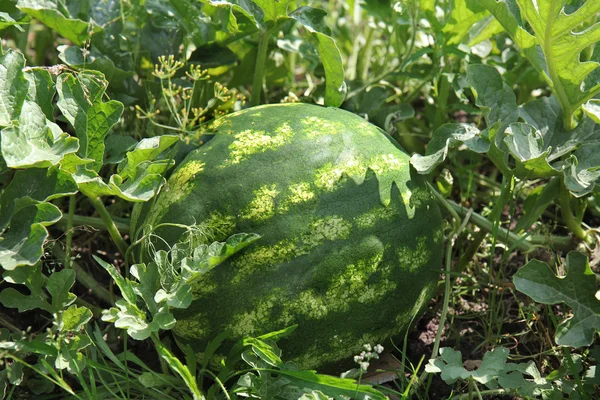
[16,0,99,45]
[56,71,123,172]
[289,7,346,107]
[0,49,29,126]
[1,100,79,168]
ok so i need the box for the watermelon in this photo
[136,103,443,370]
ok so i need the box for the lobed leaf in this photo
[56,71,123,172]
[513,252,600,347]
[0,199,61,270]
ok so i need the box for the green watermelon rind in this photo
[137,103,444,370]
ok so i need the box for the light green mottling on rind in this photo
[242,184,279,221]
[225,123,293,165]
[397,237,430,272]
[137,103,444,371]
[232,216,352,283]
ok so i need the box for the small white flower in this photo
[374,344,384,354]
[360,362,370,371]
[393,2,403,13]
[363,344,372,352]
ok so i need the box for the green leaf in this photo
[443,0,490,45]
[480,0,600,127]
[253,0,294,23]
[426,347,510,386]
[16,0,99,45]
[289,7,346,107]
[467,64,519,141]
[518,0,600,122]
[503,122,557,179]
[0,199,62,270]
[563,141,600,197]
[56,71,124,172]
[476,0,540,69]
[410,123,489,174]
[93,255,137,305]
[258,369,387,400]
[582,99,600,124]
[520,97,599,161]
[0,49,28,126]
[1,100,79,168]
[0,167,78,229]
[46,269,76,312]
[24,67,55,120]
[60,305,93,332]
[243,337,284,368]
[117,135,179,179]
[103,135,138,164]
[75,159,174,202]
[0,265,49,311]
[130,262,160,314]
[513,252,600,347]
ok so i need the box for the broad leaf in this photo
[16,0,99,45]
[56,71,124,172]
[513,252,600,347]
[289,7,346,107]
[410,123,489,174]
[0,49,28,126]
[1,100,79,168]
[0,167,78,229]
[46,269,76,313]
[443,0,490,45]
[253,0,294,23]
[467,64,519,144]
[562,141,600,197]
[503,123,556,179]
[426,347,509,386]
[59,305,93,332]
[74,159,174,202]
[0,265,49,311]
[0,199,61,270]
[479,0,600,127]
[24,67,55,120]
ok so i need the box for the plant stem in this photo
[558,184,588,242]
[87,196,129,260]
[56,214,130,233]
[251,29,271,106]
[65,195,76,268]
[447,200,574,252]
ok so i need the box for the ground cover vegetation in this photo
[0,0,599,399]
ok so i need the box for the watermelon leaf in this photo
[288,6,346,107]
[0,49,28,126]
[426,347,555,396]
[513,252,600,347]
[0,265,49,312]
[478,0,600,128]
[56,71,123,172]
